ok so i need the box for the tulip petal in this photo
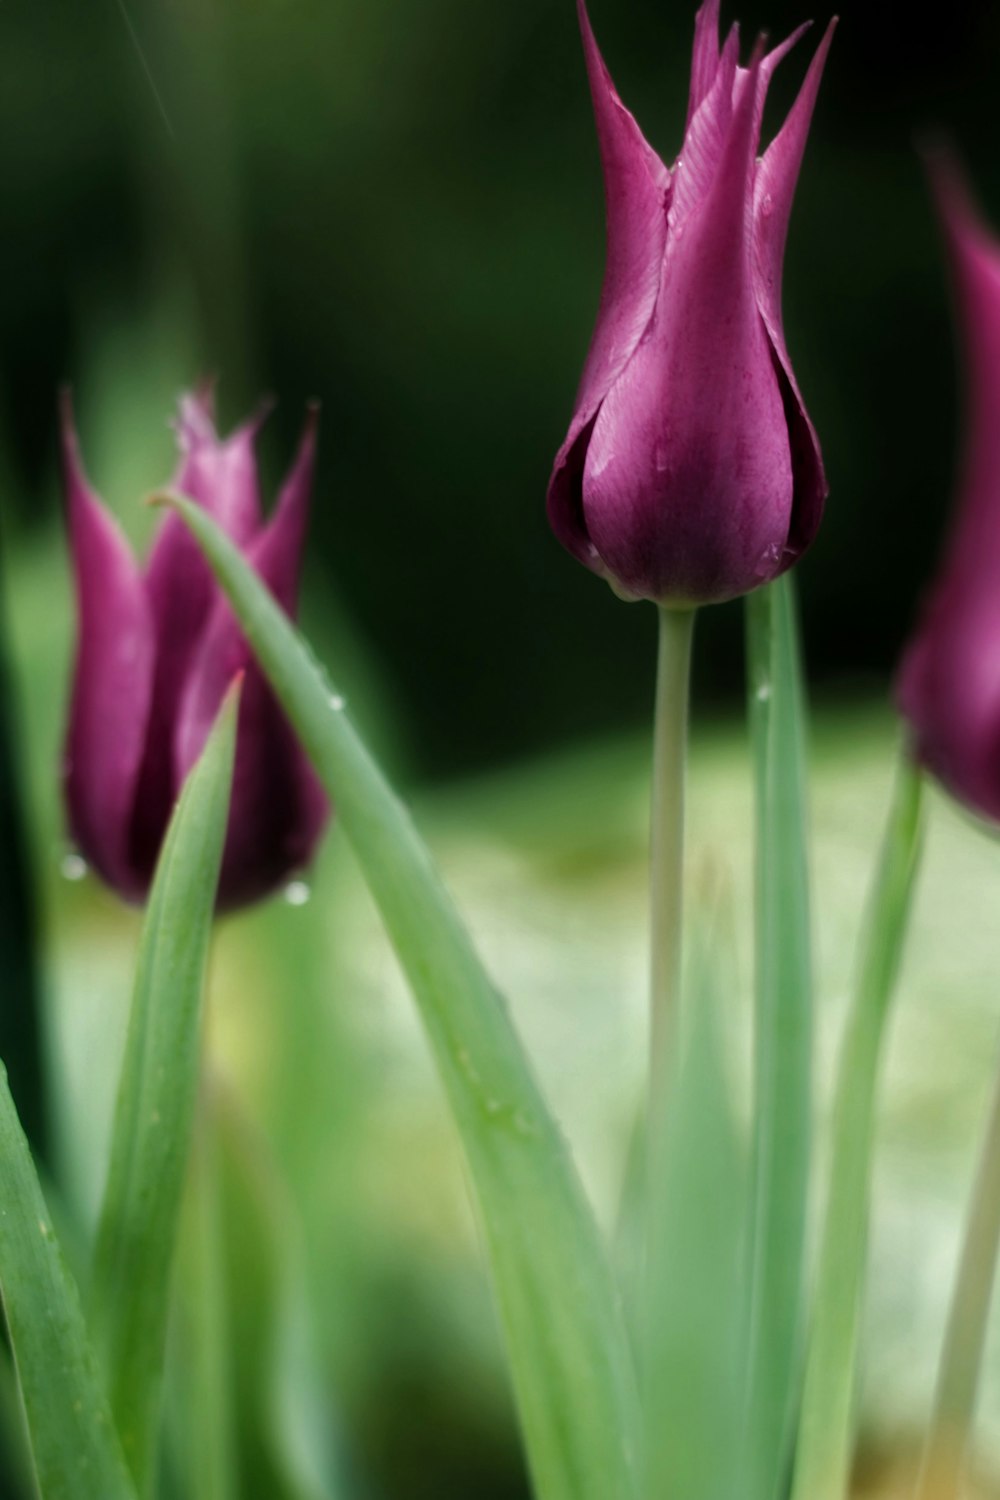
[130,397,273,883]
[685,0,721,129]
[897,587,1000,824]
[752,20,835,557]
[174,409,329,909]
[928,156,1000,573]
[669,24,738,235]
[61,396,154,898]
[897,159,1000,824]
[583,57,793,603]
[547,0,671,571]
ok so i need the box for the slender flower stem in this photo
[649,606,697,1105]
[791,758,924,1500]
[916,1032,1000,1500]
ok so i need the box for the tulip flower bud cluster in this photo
[59,0,1000,894]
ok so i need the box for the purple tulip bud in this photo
[547,0,834,606]
[62,387,330,911]
[897,161,1000,826]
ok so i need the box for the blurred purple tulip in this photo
[897,162,1000,825]
[547,0,834,607]
[62,387,329,911]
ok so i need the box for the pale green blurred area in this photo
[5,417,1000,1493]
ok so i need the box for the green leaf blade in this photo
[792,758,924,1500]
[163,493,640,1500]
[90,680,240,1489]
[0,1066,137,1500]
[743,574,814,1500]
[645,904,748,1500]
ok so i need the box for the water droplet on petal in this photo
[60,852,88,883]
[761,192,774,219]
[283,879,311,907]
[754,541,782,579]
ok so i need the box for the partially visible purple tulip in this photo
[547,0,834,607]
[62,387,329,910]
[897,163,1000,826]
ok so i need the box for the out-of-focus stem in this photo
[916,1038,1000,1500]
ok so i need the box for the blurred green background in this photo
[3,0,1000,763]
[4,0,1000,1496]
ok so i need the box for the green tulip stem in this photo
[916,1026,1000,1500]
[649,606,696,1106]
[790,756,924,1500]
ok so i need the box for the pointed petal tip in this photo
[922,140,978,225]
[246,392,277,435]
[58,385,80,457]
[576,0,613,93]
[58,388,98,520]
[748,31,769,70]
[814,15,838,61]
[174,387,218,452]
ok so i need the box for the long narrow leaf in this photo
[161,493,641,1500]
[90,680,240,1489]
[743,574,813,1500]
[215,1083,345,1500]
[0,1065,136,1500]
[791,758,924,1500]
[645,901,748,1500]
[174,1099,238,1500]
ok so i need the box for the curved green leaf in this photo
[0,1065,136,1500]
[161,493,640,1500]
[90,680,240,1490]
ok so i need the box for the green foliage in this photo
[90,683,239,1491]
[0,1064,136,1500]
[793,760,924,1500]
[743,576,814,1500]
[644,899,748,1500]
[165,492,641,1500]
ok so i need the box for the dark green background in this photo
[3,0,1000,776]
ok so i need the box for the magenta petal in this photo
[895,160,1000,825]
[146,394,268,683]
[145,397,268,700]
[685,0,722,129]
[61,396,155,898]
[752,21,835,554]
[582,58,792,603]
[174,409,329,910]
[898,585,1000,824]
[669,24,739,233]
[130,397,274,880]
[928,158,1000,574]
[547,0,671,570]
